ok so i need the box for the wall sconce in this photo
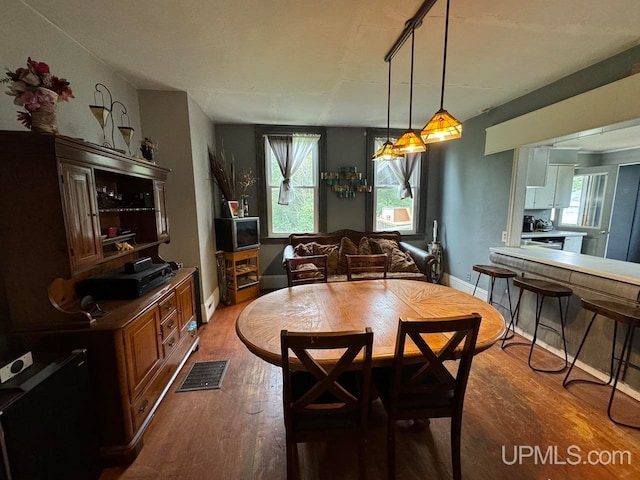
[89,83,135,155]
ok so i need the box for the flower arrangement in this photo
[1,57,74,130]
[208,147,236,201]
[238,169,257,198]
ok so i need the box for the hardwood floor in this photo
[101,298,640,480]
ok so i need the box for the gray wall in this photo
[441,45,640,288]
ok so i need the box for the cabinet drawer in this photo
[158,292,177,321]
[162,329,179,358]
[161,310,178,338]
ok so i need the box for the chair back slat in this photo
[346,254,388,281]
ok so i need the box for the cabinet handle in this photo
[168,338,175,347]
[164,303,173,311]
[167,320,175,329]
[138,398,149,413]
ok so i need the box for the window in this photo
[559,173,607,228]
[372,137,420,233]
[264,134,320,237]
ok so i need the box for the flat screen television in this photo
[215,217,260,252]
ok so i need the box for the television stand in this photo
[223,248,260,304]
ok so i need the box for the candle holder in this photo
[89,83,135,155]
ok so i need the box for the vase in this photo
[31,87,58,134]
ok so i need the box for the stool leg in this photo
[472,272,482,297]
[558,296,569,368]
[563,312,600,387]
[506,278,514,322]
[607,325,640,429]
[527,294,545,370]
[620,326,636,381]
[501,287,524,347]
[488,276,496,306]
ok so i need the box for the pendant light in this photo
[373,59,403,160]
[420,0,462,144]
[392,28,426,155]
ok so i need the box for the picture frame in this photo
[227,200,239,218]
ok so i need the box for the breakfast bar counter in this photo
[488,246,640,395]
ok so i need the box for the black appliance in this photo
[523,215,535,232]
[0,350,101,480]
[77,262,174,300]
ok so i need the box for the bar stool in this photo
[563,298,640,429]
[502,277,572,373]
[472,265,516,323]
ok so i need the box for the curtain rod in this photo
[384,0,438,63]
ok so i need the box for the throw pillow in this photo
[295,262,322,279]
[358,236,372,255]
[312,243,339,274]
[370,238,400,255]
[293,242,314,257]
[338,237,359,274]
[389,247,420,273]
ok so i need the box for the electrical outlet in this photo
[501,230,507,243]
[466,272,471,281]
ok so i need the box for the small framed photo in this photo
[227,200,239,218]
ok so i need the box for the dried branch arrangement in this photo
[208,147,235,201]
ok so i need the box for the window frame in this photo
[255,125,327,239]
[557,172,608,229]
[365,128,428,236]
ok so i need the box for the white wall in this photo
[0,0,139,151]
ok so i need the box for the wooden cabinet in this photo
[224,249,260,304]
[525,165,574,209]
[0,132,200,466]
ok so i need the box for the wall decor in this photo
[1,57,74,134]
[321,166,372,198]
[89,83,134,154]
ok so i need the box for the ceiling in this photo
[24,0,640,129]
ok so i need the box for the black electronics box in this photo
[77,263,174,300]
[124,256,152,273]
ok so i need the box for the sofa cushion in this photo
[338,237,359,274]
[312,243,339,274]
[295,262,323,279]
[359,236,373,255]
[294,242,314,257]
[389,247,420,273]
[370,238,400,255]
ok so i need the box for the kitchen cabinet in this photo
[524,165,574,209]
[562,236,583,253]
[525,147,550,187]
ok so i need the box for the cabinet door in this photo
[154,180,170,240]
[60,163,102,270]
[124,307,163,400]
[526,147,550,187]
[553,165,574,208]
[524,187,536,209]
[176,277,195,332]
[532,165,557,208]
[562,236,583,253]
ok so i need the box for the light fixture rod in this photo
[439,0,451,109]
[408,29,415,128]
[386,60,392,139]
[384,0,438,62]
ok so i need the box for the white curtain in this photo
[267,134,319,205]
[387,152,420,199]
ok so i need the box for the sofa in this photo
[282,229,435,286]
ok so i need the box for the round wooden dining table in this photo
[236,280,506,368]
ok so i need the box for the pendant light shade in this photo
[393,28,426,155]
[373,60,403,160]
[420,0,462,144]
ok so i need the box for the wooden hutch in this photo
[0,131,200,465]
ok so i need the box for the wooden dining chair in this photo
[346,254,388,281]
[280,328,374,480]
[374,314,481,480]
[286,255,328,286]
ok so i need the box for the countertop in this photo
[490,246,640,286]
[521,230,587,239]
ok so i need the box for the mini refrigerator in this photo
[0,350,102,480]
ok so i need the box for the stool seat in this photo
[581,298,640,327]
[513,278,573,298]
[472,265,517,279]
